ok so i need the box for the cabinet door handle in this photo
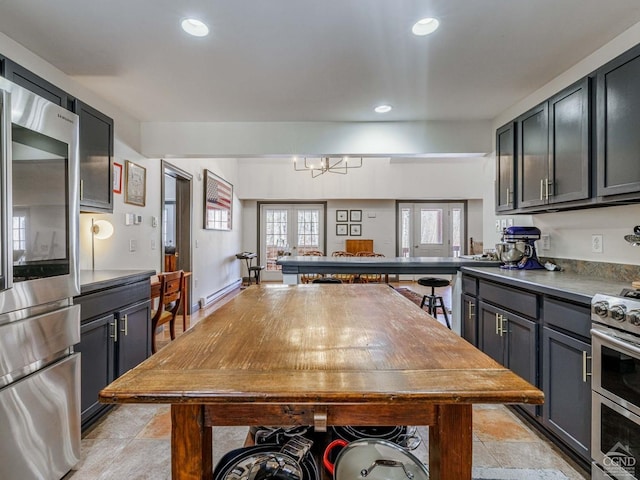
[495,313,501,335]
[545,178,551,200]
[540,178,544,200]
[506,187,510,205]
[468,302,474,320]
[500,316,508,336]
[110,319,118,342]
[80,179,84,200]
[120,314,128,336]
[582,351,592,383]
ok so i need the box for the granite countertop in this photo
[79,269,156,295]
[461,266,631,304]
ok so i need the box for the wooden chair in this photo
[151,270,185,353]
[301,250,325,284]
[331,251,355,283]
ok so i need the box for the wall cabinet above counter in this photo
[0,55,115,213]
[496,41,640,214]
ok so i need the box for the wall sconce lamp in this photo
[91,218,114,270]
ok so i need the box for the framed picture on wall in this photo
[336,210,348,222]
[204,170,233,231]
[349,224,361,236]
[113,162,123,194]
[336,224,348,236]
[350,210,362,222]
[124,160,146,206]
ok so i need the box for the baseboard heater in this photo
[196,278,242,310]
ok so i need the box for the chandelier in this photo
[293,156,363,178]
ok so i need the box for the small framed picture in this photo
[124,160,146,206]
[336,224,348,236]
[113,162,123,194]
[336,210,348,222]
[349,224,361,236]
[350,210,362,222]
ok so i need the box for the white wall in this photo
[239,157,489,257]
[82,157,242,305]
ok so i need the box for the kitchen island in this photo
[100,284,543,480]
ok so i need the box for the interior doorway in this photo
[161,161,193,309]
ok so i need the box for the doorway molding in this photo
[161,160,193,308]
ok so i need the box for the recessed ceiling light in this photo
[181,18,209,37]
[412,17,439,36]
[374,105,393,113]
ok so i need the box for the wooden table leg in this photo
[171,404,212,480]
[429,404,472,480]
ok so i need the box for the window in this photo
[420,209,443,244]
[13,214,26,251]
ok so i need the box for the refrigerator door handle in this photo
[0,89,12,291]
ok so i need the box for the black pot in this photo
[213,437,318,480]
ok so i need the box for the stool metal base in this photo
[420,293,451,329]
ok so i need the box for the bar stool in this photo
[417,277,451,329]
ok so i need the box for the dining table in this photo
[100,283,543,480]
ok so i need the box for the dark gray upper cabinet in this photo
[597,44,640,197]
[74,99,114,213]
[517,103,549,209]
[495,122,517,212]
[3,59,70,108]
[549,78,591,204]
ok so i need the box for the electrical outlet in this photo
[129,239,137,252]
[151,239,156,250]
[541,234,551,250]
[495,220,501,232]
[592,234,603,253]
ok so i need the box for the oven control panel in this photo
[592,292,640,335]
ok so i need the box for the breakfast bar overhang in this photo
[277,255,500,280]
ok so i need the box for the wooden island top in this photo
[100,284,543,480]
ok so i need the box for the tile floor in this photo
[66,282,589,479]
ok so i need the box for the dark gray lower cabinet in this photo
[76,314,115,427]
[479,301,537,418]
[75,280,151,431]
[461,293,477,346]
[117,301,152,376]
[542,326,591,463]
[466,274,591,470]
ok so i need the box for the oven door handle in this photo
[592,328,640,357]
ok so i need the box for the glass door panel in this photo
[260,204,324,281]
[398,202,465,258]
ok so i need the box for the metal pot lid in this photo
[334,438,428,480]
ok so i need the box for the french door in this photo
[260,203,325,281]
[398,202,465,258]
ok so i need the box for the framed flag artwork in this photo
[204,170,233,230]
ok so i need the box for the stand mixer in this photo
[496,226,545,270]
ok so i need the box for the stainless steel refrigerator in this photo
[0,78,81,480]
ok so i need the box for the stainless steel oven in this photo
[0,78,80,480]
[592,293,640,480]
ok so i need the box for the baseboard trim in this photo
[193,278,242,311]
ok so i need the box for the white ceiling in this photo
[1,0,639,124]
